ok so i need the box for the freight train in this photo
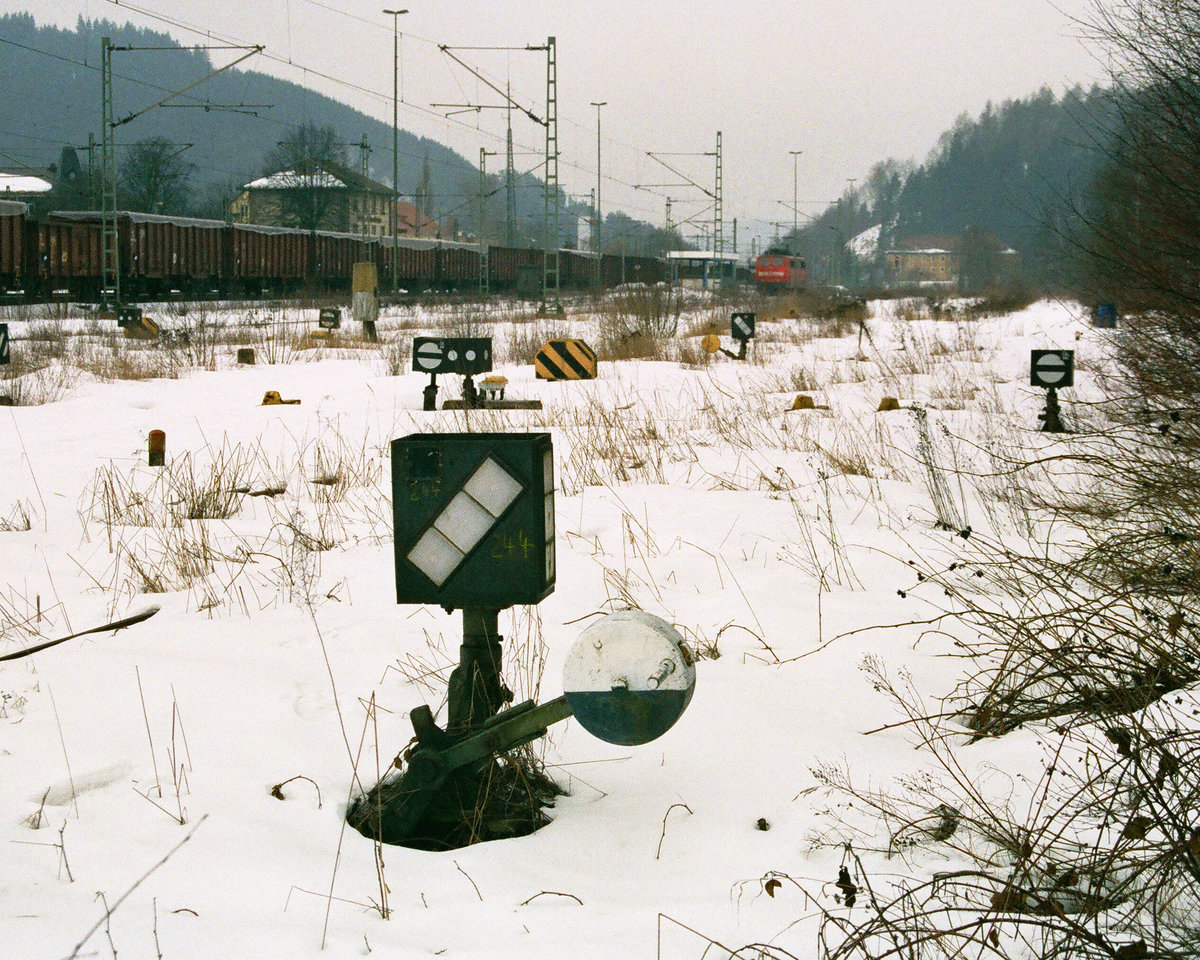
[0,201,666,302]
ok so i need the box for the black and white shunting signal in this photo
[0,322,9,366]
[318,307,342,330]
[412,337,493,377]
[731,312,756,342]
[391,432,554,609]
[1030,349,1074,389]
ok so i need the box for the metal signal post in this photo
[384,8,408,294]
[1031,350,1074,433]
[591,100,606,288]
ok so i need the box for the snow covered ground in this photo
[0,295,1100,959]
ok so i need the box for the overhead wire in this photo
[9,1,690,236]
[97,0,680,215]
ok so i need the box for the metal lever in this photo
[350,696,574,844]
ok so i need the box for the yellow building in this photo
[886,236,960,283]
[231,160,395,235]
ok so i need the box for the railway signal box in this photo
[412,337,493,377]
[318,307,342,330]
[731,312,756,342]
[116,306,142,329]
[391,432,555,609]
[1030,350,1074,389]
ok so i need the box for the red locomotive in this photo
[754,249,807,290]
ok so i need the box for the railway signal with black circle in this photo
[412,337,493,410]
[318,307,341,330]
[412,337,493,376]
[1030,349,1074,388]
[1031,349,1073,432]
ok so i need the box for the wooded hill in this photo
[0,13,552,240]
[789,85,1116,288]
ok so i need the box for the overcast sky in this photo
[3,0,1106,248]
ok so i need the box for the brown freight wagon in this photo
[125,213,226,296]
[558,249,600,288]
[36,215,104,299]
[487,243,542,290]
[0,200,27,295]
[600,252,666,287]
[441,244,479,286]
[312,230,381,291]
[391,239,442,289]
[230,223,308,295]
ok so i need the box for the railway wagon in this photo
[558,249,597,288]
[384,238,481,289]
[440,244,479,286]
[127,214,225,294]
[312,230,380,290]
[631,254,666,285]
[597,252,666,287]
[391,239,438,289]
[0,199,27,294]
[34,216,104,298]
[45,212,229,298]
[488,243,542,290]
[230,223,308,295]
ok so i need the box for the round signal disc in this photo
[563,610,696,746]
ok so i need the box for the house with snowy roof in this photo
[0,170,54,204]
[230,160,396,235]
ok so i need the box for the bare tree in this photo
[262,122,348,230]
[806,7,1200,959]
[119,136,194,214]
[1075,2,1200,405]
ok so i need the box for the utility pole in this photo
[101,37,118,307]
[789,149,802,254]
[478,147,496,295]
[845,178,857,286]
[100,36,260,308]
[505,85,516,245]
[359,134,371,177]
[590,100,605,288]
[435,39,551,277]
[713,131,723,288]
[384,8,408,293]
[539,36,559,306]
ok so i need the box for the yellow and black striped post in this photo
[534,339,598,380]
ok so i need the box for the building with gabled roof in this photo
[230,159,396,236]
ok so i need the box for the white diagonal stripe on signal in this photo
[406,457,523,586]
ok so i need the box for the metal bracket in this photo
[353,696,573,843]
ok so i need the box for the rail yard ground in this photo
[0,292,1131,958]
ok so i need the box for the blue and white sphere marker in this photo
[563,610,695,746]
